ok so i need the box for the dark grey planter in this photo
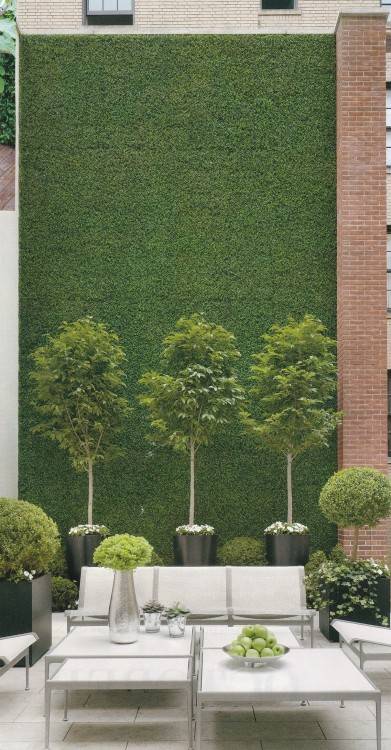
[0,574,52,665]
[265,534,310,566]
[173,534,217,566]
[66,533,103,582]
[320,575,390,642]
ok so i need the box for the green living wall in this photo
[19,35,337,560]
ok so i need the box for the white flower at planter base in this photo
[264,521,309,536]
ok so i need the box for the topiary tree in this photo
[30,317,132,526]
[243,315,341,525]
[217,537,267,566]
[0,498,60,580]
[93,534,153,570]
[139,313,245,526]
[319,467,391,561]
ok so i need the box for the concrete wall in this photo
[17,0,380,35]
[0,211,18,498]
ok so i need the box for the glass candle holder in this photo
[144,611,162,633]
[167,614,187,638]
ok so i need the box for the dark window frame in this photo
[261,0,296,9]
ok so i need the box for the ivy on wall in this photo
[0,53,15,145]
[19,34,337,560]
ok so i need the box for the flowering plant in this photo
[264,521,309,535]
[176,524,215,536]
[68,524,109,537]
[93,534,153,570]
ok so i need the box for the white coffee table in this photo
[45,625,195,680]
[196,647,381,750]
[45,657,193,749]
[201,625,300,650]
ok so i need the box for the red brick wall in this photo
[336,10,390,560]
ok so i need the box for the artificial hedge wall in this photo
[0,54,15,146]
[19,35,337,560]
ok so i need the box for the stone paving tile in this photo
[127,721,190,741]
[261,742,391,750]
[320,719,391,740]
[0,720,69,742]
[66,722,129,743]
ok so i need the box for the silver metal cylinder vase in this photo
[109,569,139,644]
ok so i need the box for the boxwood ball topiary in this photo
[93,533,153,570]
[319,468,391,559]
[0,498,60,579]
[218,536,267,566]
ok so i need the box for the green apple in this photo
[261,647,274,657]
[245,649,259,658]
[241,625,256,639]
[229,644,245,657]
[252,638,267,653]
[238,636,252,651]
[253,625,269,640]
[267,635,277,648]
[273,644,285,656]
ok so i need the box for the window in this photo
[388,371,391,458]
[261,0,295,9]
[86,0,132,23]
[387,234,391,310]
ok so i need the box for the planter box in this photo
[265,534,309,566]
[66,533,103,582]
[319,575,391,642]
[173,534,217,566]
[0,574,52,665]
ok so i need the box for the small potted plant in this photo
[141,600,165,632]
[0,498,60,664]
[165,602,190,638]
[93,534,153,644]
[174,524,216,566]
[67,524,110,582]
[264,522,309,566]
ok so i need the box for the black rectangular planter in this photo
[0,574,52,664]
[319,575,390,642]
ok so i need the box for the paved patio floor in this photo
[1,614,391,749]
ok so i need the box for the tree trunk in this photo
[88,459,94,526]
[287,453,293,524]
[351,526,360,562]
[189,439,195,526]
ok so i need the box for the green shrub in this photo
[148,550,164,566]
[0,498,60,581]
[52,576,78,611]
[0,53,15,146]
[48,543,68,577]
[320,467,391,559]
[93,534,153,570]
[305,549,327,579]
[218,537,266,566]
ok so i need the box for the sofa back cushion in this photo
[230,566,306,613]
[156,566,227,614]
[79,566,114,615]
[134,567,155,608]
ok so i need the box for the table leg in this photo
[187,686,193,749]
[376,697,381,750]
[195,700,201,750]
[310,616,314,648]
[300,617,304,640]
[63,690,69,721]
[44,685,51,749]
[25,652,30,691]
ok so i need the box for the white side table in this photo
[45,656,193,749]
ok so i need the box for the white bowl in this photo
[223,644,290,668]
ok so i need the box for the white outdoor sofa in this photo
[66,565,315,644]
[0,633,38,689]
[332,619,391,670]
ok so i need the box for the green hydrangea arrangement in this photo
[93,534,153,570]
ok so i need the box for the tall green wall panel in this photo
[19,35,337,560]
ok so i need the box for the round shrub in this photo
[320,468,391,529]
[52,576,78,612]
[93,534,153,570]
[148,550,164,566]
[0,498,60,580]
[217,537,267,566]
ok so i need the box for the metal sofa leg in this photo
[25,652,30,691]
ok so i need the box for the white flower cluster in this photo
[368,558,389,575]
[68,524,109,536]
[176,524,215,536]
[23,569,36,581]
[264,521,309,536]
